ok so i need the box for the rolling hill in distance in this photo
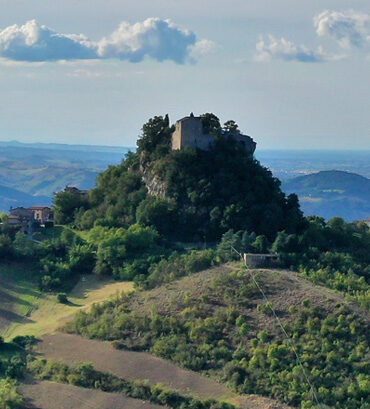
[0,140,368,221]
[0,184,51,211]
[0,141,130,210]
[282,170,370,221]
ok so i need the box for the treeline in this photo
[2,206,369,307]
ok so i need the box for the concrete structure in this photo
[171,114,256,153]
[243,253,280,268]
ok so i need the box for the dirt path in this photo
[20,380,165,409]
[36,333,291,409]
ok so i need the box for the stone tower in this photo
[171,114,256,153]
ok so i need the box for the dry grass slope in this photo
[0,265,134,340]
[36,334,291,409]
[130,263,368,329]
[20,380,165,409]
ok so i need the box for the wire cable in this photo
[231,246,322,408]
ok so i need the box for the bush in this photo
[0,378,24,409]
[57,293,68,304]
[12,335,36,349]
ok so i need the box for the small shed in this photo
[243,253,280,268]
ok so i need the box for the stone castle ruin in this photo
[171,114,256,153]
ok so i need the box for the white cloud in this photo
[0,20,96,62]
[255,35,343,63]
[314,10,370,49]
[97,18,196,63]
[0,18,213,64]
[188,39,219,59]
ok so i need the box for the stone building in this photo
[8,207,33,234]
[171,114,256,153]
[28,206,53,224]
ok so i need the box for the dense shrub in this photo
[0,378,24,409]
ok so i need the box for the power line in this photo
[231,246,322,408]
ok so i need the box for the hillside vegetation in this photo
[58,114,304,241]
[67,264,370,409]
[0,114,369,409]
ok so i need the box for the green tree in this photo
[252,235,269,253]
[223,120,240,133]
[137,115,173,155]
[0,234,12,258]
[136,197,176,236]
[53,190,88,225]
[200,113,221,135]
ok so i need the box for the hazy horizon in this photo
[1,138,370,152]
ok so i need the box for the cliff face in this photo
[140,164,167,199]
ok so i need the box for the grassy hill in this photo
[66,263,369,409]
[282,170,370,221]
[0,261,133,339]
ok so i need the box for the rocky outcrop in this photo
[140,164,167,199]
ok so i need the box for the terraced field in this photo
[35,333,291,409]
[20,380,165,409]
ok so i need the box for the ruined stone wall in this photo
[172,116,256,154]
[172,117,214,150]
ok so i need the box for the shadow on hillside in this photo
[2,280,40,298]
[0,290,35,309]
[0,307,34,324]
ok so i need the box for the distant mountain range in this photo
[0,141,369,220]
[0,141,131,210]
[0,140,133,153]
[0,184,51,212]
[282,170,370,221]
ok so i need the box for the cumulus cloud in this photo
[0,18,213,63]
[314,10,370,48]
[0,20,96,62]
[255,35,342,63]
[188,39,219,59]
[97,18,197,63]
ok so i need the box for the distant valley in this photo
[0,141,130,211]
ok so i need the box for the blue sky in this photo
[0,0,369,149]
